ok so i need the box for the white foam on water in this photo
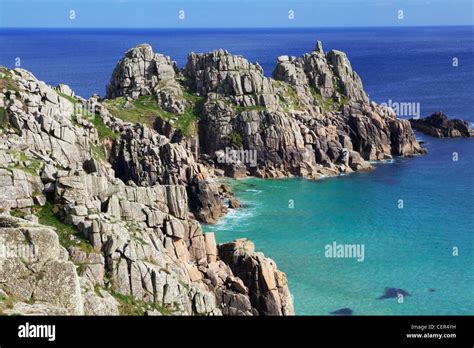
[416,136,425,142]
[244,189,262,194]
[212,206,257,231]
[369,158,395,164]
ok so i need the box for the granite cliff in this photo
[0,41,426,316]
[0,66,292,316]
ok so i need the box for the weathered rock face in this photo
[0,216,83,315]
[198,233,293,316]
[219,239,294,316]
[187,179,227,224]
[99,105,226,224]
[0,69,98,172]
[0,66,294,316]
[108,121,195,186]
[273,41,368,103]
[409,112,473,138]
[186,49,277,108]
[106,44,185,114]
[191,41,425,178]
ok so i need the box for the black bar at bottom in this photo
[0,316,472,346]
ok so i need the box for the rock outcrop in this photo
[106,44,185,114]
[186,49,277,108]
[219,239,294,315]
[105,42,425,182]
[409,112,473,137]
[101,45,226,223]
[273,41,368,103]
[180,41,425,179]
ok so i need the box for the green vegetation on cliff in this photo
[91,115,120,141]
[229,131,244,147]
[0,107,8,128]
[103,95,201,137]
[0,67,20,92]
[310,87,349,112]
[57,92,78,104]
[103,96,166,126]
[34,202,94,252]
[110,291,175,316]
[59,92,119,143]
[0,294,22,314]
[5,149,43,176]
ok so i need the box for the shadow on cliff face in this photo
[0,216,19,228]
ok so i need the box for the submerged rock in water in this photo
[378,287,411,300]
[330,308,353,315]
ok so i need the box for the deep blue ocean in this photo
[1,27,473,315]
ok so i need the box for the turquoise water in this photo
[204,135,474,315]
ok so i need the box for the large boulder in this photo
[218,239,294,316]
[0,216,83,315]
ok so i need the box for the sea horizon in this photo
[1,24,474,30]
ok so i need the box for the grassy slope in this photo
[110,291,175,316]
[33,202,95,252]
[103,95,201,137]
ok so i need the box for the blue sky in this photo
[0,0,472,28]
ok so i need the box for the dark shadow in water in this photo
[377,287,411,300]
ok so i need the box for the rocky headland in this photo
[409,112,473,138]
[0,41,426,316]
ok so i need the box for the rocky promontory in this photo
[107,42,425,180]
[409,112,473,138]
[0,40,427,316]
